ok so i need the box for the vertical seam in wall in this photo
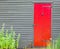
[32,2,34,47]
[52,2,53,40]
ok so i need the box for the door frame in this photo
[33,1,53,47]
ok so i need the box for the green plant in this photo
[55,36,60,49]
[46,42,52,49]
[46,37,60,49]
[0,23,20,49]
[46,45,52,49]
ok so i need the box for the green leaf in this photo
[0,23,20,49]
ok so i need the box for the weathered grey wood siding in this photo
[0,0,60,48]
[0,0,33,48]
[53,0,60,40]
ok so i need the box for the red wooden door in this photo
[34,3,51,47]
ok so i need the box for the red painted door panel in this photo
[34,3,51,46]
